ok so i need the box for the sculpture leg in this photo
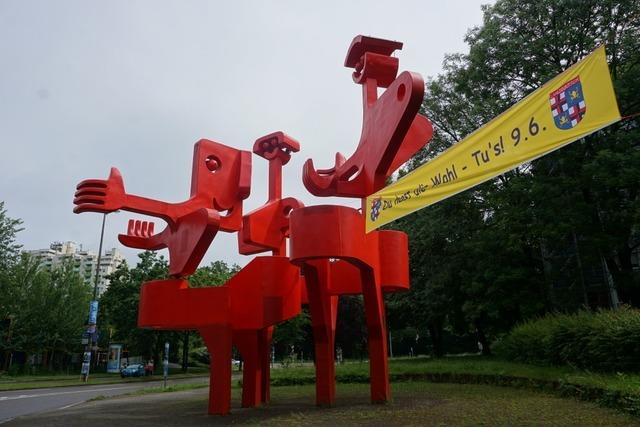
[259,327,273,403]
[304,262,338,406]
[361,269,390,403]
[200,325,233,415]
[234,330,262,408]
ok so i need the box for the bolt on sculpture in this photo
[73,34,432,415]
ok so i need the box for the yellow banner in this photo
[366,46,620,232]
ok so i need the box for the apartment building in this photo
[27,241,124,296]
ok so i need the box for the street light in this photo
[81,212,109,382]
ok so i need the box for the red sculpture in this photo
[291,35,432,405]
[74,139,252,277]
[137,256,301,414]
[303,35,433,198]
[73,34,432,415]
[74,137,303,414]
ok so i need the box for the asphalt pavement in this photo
[0,376,209,424]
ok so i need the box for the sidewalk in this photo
[5,387,261,426]
[0,371,209,392]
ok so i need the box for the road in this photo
[0,376,209,424]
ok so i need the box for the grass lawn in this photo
[6,356,640,423]
[244,382,639,426]
[45,381,640,426]
[272,356,640,395]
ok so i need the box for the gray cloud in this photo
[0,0,489,267]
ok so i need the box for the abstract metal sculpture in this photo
[292,35,433,404]
[73,34,432,415]
[74,139,252,277]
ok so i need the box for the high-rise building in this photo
[27,241,124,296]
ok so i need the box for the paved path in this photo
[0,376,209,424]
[4,386,245,427]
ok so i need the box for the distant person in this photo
[145,359,154,376]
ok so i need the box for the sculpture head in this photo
[190,139,252,213]
[302,35,433,198]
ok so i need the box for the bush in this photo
[7,363,24,376]
[189,347,210,365]
[495,306,640,372]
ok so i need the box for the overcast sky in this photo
[0,0,491,268]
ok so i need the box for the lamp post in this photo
[81,213,107,382]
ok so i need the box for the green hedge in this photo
[495,306,640,371]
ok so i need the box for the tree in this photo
[99,255,240,371]
[4,255,91,371]
[0,201,23,273]
[272,309,311,361]
[99,251,169,364]
[0,202,23,323]
[335,296,368,359]
[189,260,240,287]
[460,0,640,308]
[0,203,24,370]
[179,260,238,371]
[390,0,640,355]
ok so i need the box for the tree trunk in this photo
[427,321,444,358]
[49,349,55,371]
[616,242,640,306]
[182,331,189,373]
[476,324,491,356]
[572,230,589,307]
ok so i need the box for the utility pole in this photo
[81,213,107,382]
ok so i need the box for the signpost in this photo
[88,300,98,324]
[80,213,107,382]
[163,341,169,388]
[80,351,91,376]
[81,300,99,382]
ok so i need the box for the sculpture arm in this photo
[73,167,186,225]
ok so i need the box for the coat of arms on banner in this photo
[370,197,382,222]
[549,76,586,130]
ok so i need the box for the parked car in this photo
[120,363,145,378]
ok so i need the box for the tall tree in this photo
[99,255,240,370]
[99,251,169,363]
[4,255,90,370]
[180,260,238,370]
[190,260,239,287]
[0,201,23,272]
[0,203,24,369]
[390,0,640,355]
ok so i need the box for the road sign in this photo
[80,351,91,375]
[88,300,99,324]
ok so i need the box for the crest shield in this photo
[370,197,382,222]
[549,76,586,130]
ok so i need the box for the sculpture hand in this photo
[73,167,126,214]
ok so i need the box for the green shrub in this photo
[495,306,640,372]
[7,363,24,376]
